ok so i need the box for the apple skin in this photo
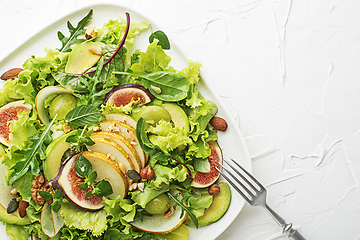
[163,102,189,134]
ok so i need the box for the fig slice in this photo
[0,100,32,147]
[103,84,154,107]
[50,152,128,211]
[191,141,223,188]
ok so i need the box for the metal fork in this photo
[216,159,306,240]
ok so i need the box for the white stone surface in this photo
[1,0,360,239]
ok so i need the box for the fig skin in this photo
[103,84,154,107]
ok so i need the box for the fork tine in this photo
[218,162,255,198]
[215,166,252,203]
[229,159,264,190]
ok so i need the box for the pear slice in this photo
[87,137,135,182]
[105,112,137,129]
[91,131,141,172]
[99,120,147,167]
[130,190,187,234]
[40,202,64,238]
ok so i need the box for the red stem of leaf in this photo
[169,156,193,178]
[86,12,130,74]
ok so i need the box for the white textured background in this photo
[1,0,360,239]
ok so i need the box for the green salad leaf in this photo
[149,30,170,50]
[57,10,93,52]
[65,105,101,128]
[8,115,57,185]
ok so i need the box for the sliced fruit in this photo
[163,103,189,134]
[87,136,136,177]
[144,193,170,215]
[0,163,31,225]
[185,182,231,227]
[105,112,137,129]
[50,152,128,211]
[90,131,141,172]
[103,84,154,107]
[154,224,189,240]
[0,100,32,147]
[41,202,64,238]
[191,141,223,188]
[65,41,105,74]
[44,131,75,181]
[136,106,171,129]
[49,93,77,120]
[35,86,75,124]
[130,190,186,234]
[99,120,147,167]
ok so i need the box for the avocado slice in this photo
[0,163,31,225]
[44,132,74,181]
[185,182,231,227]
[65,41,104,74]
[163,103,189,134]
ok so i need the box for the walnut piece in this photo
[31,174,54,205]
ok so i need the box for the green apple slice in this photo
[163,103,189,134]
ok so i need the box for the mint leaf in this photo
[38,190,52,201]
[9,115,57,185]
[57,10,93,52]
[74,155,92,178]
[65,105,101,128]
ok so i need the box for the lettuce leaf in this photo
[59,202,107,237]
[5,224,30,240]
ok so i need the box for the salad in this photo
[0,9,231,240]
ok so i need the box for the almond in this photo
[210,117,228,132]
[18,197,29,218]
[1,68,23,80]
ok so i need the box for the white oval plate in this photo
[0,4,251,240]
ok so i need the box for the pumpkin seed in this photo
[127,170,141,181]
[7,198,18,214]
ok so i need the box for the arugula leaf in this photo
[149,30,170,50]
[57,10,93,52]
[9,115,57,185]
[166,191,199,229]
[65,105,101,128]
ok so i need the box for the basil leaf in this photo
[149,30,170,50]
[74,155,92,178]
[57,10,93,52]
[77,182,89,191]
[51,200,62,212]
[65,105,101,128]
[95,180,113,197]
[38,191,52,201]
[88,171,98,182]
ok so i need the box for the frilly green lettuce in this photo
[59,202,107,237]
[6,224,30,240]
[147,120,192,153]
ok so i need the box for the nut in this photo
[1,68,23,80]
[10,188,18,195]
[208,184,220,196]
[150,85,162,94]
[88,48,102,55]
[62,125,71,133]
[129,183,138,191]
[210,117,228,132]
[18,197,29,218]
[164,206,174,218]
[137,182,144,192]
[85,26,98,40]
[31,174,54,205]
[140,165,155,180]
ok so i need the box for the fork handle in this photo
[264,205,306,240]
